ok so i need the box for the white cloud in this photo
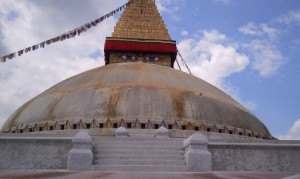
[177,30,249,89]
[0,0,126,128]
[213,0,231,5]
[275,9,300,26]
[176,30,257,111]
[238,20,285,77]
[244,40,284,77]
[181,30,189,36]
[278,119,300,140]
[243,100,257,111]
[156,0,167,13]
[239,22,280,39]
[156,0,186,21]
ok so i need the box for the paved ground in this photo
[0,171,298,179]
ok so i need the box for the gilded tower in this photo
[104,0,177,67]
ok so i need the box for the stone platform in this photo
[1,129,300,173]
[0,171,298,179]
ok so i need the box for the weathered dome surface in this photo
[2,63,270,136]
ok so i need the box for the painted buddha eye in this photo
[146,57,159,62]
[122,55,136,60]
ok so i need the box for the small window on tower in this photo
[141,123,146,129]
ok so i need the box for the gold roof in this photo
[112,0,171,40]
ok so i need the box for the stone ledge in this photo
[0,171,295,179]
[209,142,300,148]
[0,136,72,140]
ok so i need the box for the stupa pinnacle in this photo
[104,0,177,67]
[112,0,171,40]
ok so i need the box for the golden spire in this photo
[112,0,171,40]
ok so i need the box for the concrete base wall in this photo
[0,134,72,170]
[0,130,299,173]
[209,141,300,173]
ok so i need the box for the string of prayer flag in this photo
[0,1,134,63]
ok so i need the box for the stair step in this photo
[94,145,182,151]
[92,165,187,172]
[91,137,185,142]
[95,154,184,160]
[94,150,185,156]
[93,141,183,146]
[94,159,186,166]
[91,136,186,172]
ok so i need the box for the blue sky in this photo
[0,0,299,139]
[158,0,300,139]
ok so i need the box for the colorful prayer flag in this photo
[0,1,126,63]
[40,42,45,48]
[1,56,6,62]
[25,47,31,53]
[32,45,39,51]
[7,53,15,59]
[18,50,24,56]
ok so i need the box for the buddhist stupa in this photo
[2,1,300,177]
[1,0,272,139]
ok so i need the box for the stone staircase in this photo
[91,136,187,172]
